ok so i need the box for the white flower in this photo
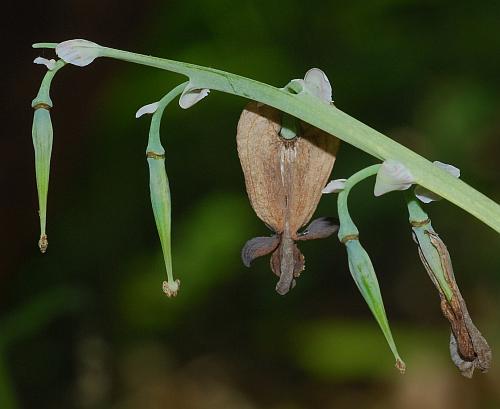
[56,39,101,67]
[33,57,56,70]
[179,83,210,109]
[374,160,415,196]
[414,161,461,203]
[322,179,347,194]
[135,101,160,118]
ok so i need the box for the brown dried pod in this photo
[237,101,340,294]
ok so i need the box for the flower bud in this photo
[32,104,53,253]
[343,237,406,373]
[408,197,491,377]
[147,152,179,297]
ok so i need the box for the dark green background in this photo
[3,0,500,408]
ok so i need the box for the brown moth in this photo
[237,101,340,295]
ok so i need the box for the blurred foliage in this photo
[3,0,500,408]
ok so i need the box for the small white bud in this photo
[374,160,415,196]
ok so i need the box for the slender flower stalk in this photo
[31,59,66,252]
[32,40,500,233]
[335,165,406,373]
[139,82,188,296]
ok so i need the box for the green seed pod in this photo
[31,58,65,252]
[344,237,406,373]
[137,82,188,297]
[32,105,53,253]
[147,152,179,297]
[407,194,491,377]
[335,165,405,372]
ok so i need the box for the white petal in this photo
[135,101,160,118]
[303,68,333,103]
[374,160,415,196]
[56,39,101,67]
[414,161,461,203]
[434,161,460,178]
[33,57,56,70]
[179,85,210,109]
[322,179,347,194]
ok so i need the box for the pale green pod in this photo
[31,58,66,252]
[344,238,406,373]
[336,164,405,372]
[147,153,179,297]
[32,107,53,252]
[138,82,188,296]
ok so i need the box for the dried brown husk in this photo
[237,102,340,294]
[417,230,492,377]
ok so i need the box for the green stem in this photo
[33,42,500,233]
[32,59,66,107]
[337,165,381,241]
[147,82,188,153]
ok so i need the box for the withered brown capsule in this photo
[237,102,340,294]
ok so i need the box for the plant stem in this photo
[337,165,381,241]
[33,42,500,233]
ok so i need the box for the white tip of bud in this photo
[415,161,461,203]
[135,101,160,118]
[374,160,415,197]
[56,39,100,67]
[34,57,57,70]
[322,178,347,194]
[304,68,333,103]
[162,279,180,297]
[179,84,210,109]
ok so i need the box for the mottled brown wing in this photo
[236,102,286,233]
[288,122,339,234]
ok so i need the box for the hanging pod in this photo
[237,101,340,294]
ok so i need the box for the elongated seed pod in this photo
[32,106,53,252]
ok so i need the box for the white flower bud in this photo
[322,178,347,194]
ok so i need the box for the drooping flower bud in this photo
[32,105,53,253]
[31,58,66,252]
[336,164,405,372]
[407,195,491,377]
[147,152,179,297]
[342,237,406,373]
[135,83,188,297]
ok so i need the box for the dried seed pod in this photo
[237,102,340,294]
